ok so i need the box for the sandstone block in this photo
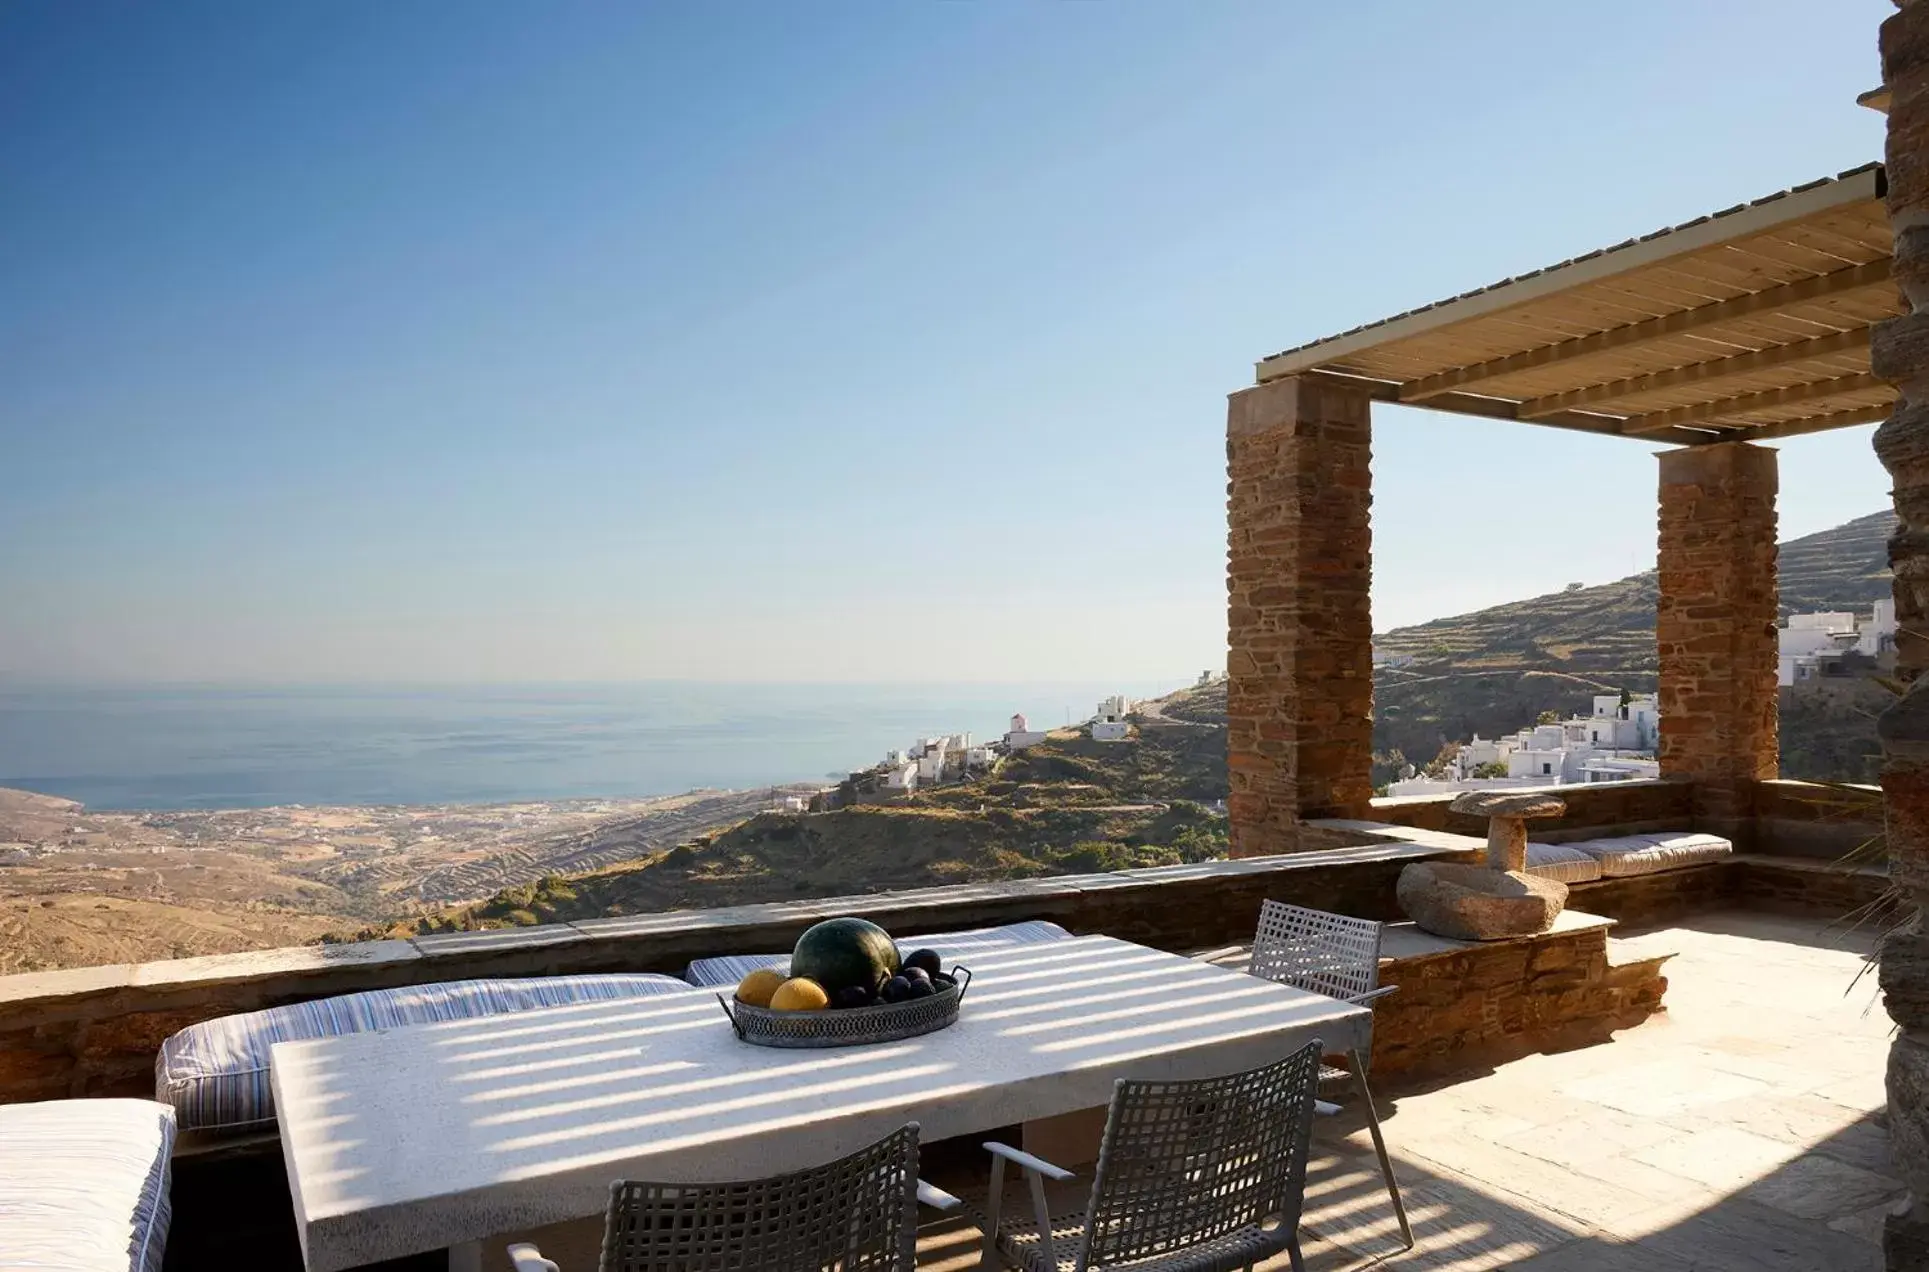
[1395,861,1568,941]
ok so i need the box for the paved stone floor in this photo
[919,909,1902,1271]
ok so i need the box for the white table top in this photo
[272,934,1370,1272]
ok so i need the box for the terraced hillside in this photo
[396,723,1230,934]
[1371,510,1896,767]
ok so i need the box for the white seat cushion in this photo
[156,973,687,1133]
[0,1098,176,1272]
[683,919,1072,987]
[1523,842,1603,883]
[1569,832,1734,877]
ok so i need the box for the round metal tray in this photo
[718,966,971,1049]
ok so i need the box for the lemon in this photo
[768,976,831,1011]
[734,967,788,1007]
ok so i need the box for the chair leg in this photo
[1349,1047,1413,1251]
[1286,1236,1306,1272]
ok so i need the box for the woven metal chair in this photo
[507,1123,931,1272]
[974,1039,1323,1272]
[1248,900,1412,1250]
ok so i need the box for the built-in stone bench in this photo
[1200,910,1671,1083]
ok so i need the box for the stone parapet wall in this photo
[1226,373,1374,855]
[0,840,1444,1107]
[1752,778,1887,860]
[1369,778,1694,841]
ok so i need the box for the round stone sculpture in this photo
[1396,791,1569,941]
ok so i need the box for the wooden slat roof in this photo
[1257,164,1900,446]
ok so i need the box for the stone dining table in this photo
[271,933,1371,1272]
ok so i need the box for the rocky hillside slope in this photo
[394,720,1229,934]
[1371,510,1895,768]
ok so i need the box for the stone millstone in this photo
[1396,861,1568,942]
[1447,791,1566,819]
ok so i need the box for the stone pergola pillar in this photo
[1225,373,1373,857]
[1654,442,1780,839]
[1875,6,1929,1265]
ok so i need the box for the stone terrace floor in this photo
[915,910,1902,1271]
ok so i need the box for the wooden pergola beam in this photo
[1397,258,1894,403]
[1725,401,1894,442]
[1516,327,1872,418]
[1621,372,1883,435]
[1294,369,1713,446]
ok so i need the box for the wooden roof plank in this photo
[1256,166,1884,382]
[1517,328,1872,416]
[1621,372,1883,434]
[1725,402,1892,441]
[1395,259,1893,402]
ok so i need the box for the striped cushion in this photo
[1569,832,1734,878]
[683,920,1073,988]
[156,973,686,1133]
[0,1098,175,1272]
[1523,842,1603,884]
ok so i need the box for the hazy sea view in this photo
[0,680,1180,810]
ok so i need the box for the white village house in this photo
[1387,693,1660,797]
[1003,712,1050,750]
[1778,599,1896,685]
[1091,695,1133,742]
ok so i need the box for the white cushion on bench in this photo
[1569,832,1734,877]
[156,973,686,1133]
[683,919,1072,988]
[0,1098,176,1272]
[1523,842,1603,883]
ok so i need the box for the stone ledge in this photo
[1372,909,1671,1081]
[0,843,1459,1106]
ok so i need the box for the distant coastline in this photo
[0,679,1180,811]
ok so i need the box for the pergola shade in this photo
[1257,164,1899,446]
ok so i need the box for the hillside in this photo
[1370,510,1895,768]
[394,721,1229,934]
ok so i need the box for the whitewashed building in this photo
[1091,695,1133,742]
[1004,712,1050,750]
[1778,603,1898,684]
[1388,692,1661,796]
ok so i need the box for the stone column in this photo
[1225,373,1373,857]
[1874,7,1929,1265]
[1654,442,1780,839]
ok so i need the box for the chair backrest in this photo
[599,1123,919,1272]
[1077,1038,1323,1271]
[1249,900,1384,1002]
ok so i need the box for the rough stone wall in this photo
[1875,7,1929,1263]
[1372,924,1668,1081]
[1226,374,1374,856]
[1656,443,1780,837]
[1371,777,1694,840]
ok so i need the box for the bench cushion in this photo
[1523,842,1604,884]
[1569,832,1734,877]
[156,973,687,1133]
[0,1098,175,1272]
[683,919,1073,988]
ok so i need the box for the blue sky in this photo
[0,1,1895,683]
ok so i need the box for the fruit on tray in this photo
[768,977,831,1011]
[790,917,902,995]
[902,948,942,978]
[733,967,788,1008]
[833,984,876,1010]
[879,974,914,1004]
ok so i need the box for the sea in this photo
[0,680,1182,811]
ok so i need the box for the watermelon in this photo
[790,917,901,995]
